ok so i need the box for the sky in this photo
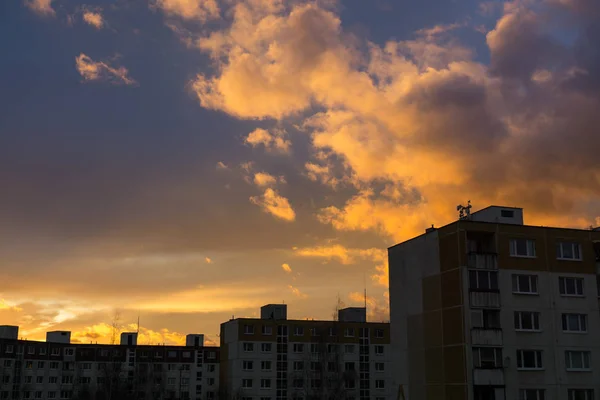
[1,0,600,345]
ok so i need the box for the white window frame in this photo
[344,344,355,354]
[242,361,253,371]
[512,274,539,295]
[242,379,253,389]
[374,345,384,355]
[517,350,544,370]
[565,351,591,371]
[557,242,583,261]
[375,362,385,372]
[344,328,355,337]
[559,277,585,297]
[375,380,385,390]
[243,343,254,352]
[262,325,272,335]
[510,238,537,258]
[514,311,541,332]
[261,361,271,371]
[472,347,503,368]
[260,379,271,389]
[562,314,588,333]
[375,329,384,338]
[469,270,499,291]
[244,325,255,335]
[294,326,304,336]
[568,389,594,400]
[261,343,272,352]
[519,389,545,400]
[6,345,13,354]
[293,361,304,371]
[64,348,74,356]
[293,344,304,353]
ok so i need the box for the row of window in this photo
[241,342,385,355]
[0,375,216,387]
[0,346,216,360]
[473,348,593,371]
[243,325,385,338]
[0,391,73,399]
[0,359,216,371]
[513,311,588,333]
[520,389,594,400]
[241,360,385,372]
[240,378,386,390]
[510,238,584,261]
[239,397,386,400]
[470,270,590,297]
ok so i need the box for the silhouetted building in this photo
[389,205,600,400]
[0,326,219,400]
[219,304,392,400]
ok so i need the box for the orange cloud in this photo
[205,257,212,264]
[249,188,296,221]
[75,54,137,86]
[253,172,278,187]
[24,0,54,16]
[83,11,104,29]
[153,0,219,21]
[281,263,292,273]
[244,128,291,153]
[348,291,389,322]
[288,285,308,299]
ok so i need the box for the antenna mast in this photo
[137,311,140,335]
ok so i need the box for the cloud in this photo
[216,161,229,170]
[249,188,296,221]
[288,285,308,299]
[153,0,219,21]
[24,0,54,16]
[244,128,291,153]
[205,257,212,264]
[348,291,389,322]
[75,54,137,86]
[83,11,104,29]
[253,172,278,187]
[281,263,292,273]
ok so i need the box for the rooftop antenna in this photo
[457,200,472,220]
[363,273,367,311]
[136,311,140,335]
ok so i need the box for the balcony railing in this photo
[470,291,501,308]
[467,253,498,270]
[471,328,503,346]
[473,368,504,386]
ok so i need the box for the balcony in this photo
[470,291,501,308]
[471,328,503,346]
[473,369,504,386]
[468,253,498,270]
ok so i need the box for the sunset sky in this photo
[1,0,599,345]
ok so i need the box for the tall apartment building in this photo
[388,205,600,400]
[219,304,392,400]
[0,327,219,400]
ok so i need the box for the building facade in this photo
[389,205,600,400]
[220,305,392,400]
[0,328,219,400]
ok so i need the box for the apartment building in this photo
[220,304,392,400]
[0,327,219,400]
[389,205,600,400]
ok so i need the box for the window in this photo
[168,351,177,358]
[37,361,45,368]
[50,362,59,369]
[181,378,190,385]
[327,361,337,372]
[47,393,57,399]
[310,327,320,337]
[501,209,515,218]
[375,362,385,372]
[26,360,33,368]
[51,348,60,356]
[35,393,42,399]
[5,345,13,354]
[344,328,355,337]
[329,327,337,336]
[519,389,545,400]
[566,351,591,371]
[182,351,191,358]
[25,376,33,384]
[375,345,384,355]
[344,344,355,354]
[260,398,271,400]
[514,311,541,331]
[472,347,503,368]
[512,274,538,294]
[375,380,385,390]
[59,391,72,399]
[61,376,73,384]
[559,277,584,296]
[557,242,582,260]
[517,350,543,370]
[261,361,272,371]
[568,389,594,400]
[469,270,499,290]
[345,380,355,389]
[49,377,58,384]
[310,344,319,354]
[293,361,304,371]
[293,344,304,353]
[260,379,271,389]
[375,329,384,338]
[207,351,216,359]
[243,361,254,371]
[327,344,337,353]
[64,348,74,356]
[345,362,355,371]
[2,360,11,367]
[510,238,536,257]
[39,348,46,355]
[36,377,44,384]
[243,343,254,352]
[82,363,92,370]
[261,343,272,352]
[79,377,91,384]
[16,346,23,354]
[262,325,272,335]
[244,325,255,335]
[310,362,321,371]
[471,309,501,329]
[562,314,587,333]
[294,326,304,336]
[28,346,35,354]
[242,379,253,389]
[167,378,176,385]
[207,364,216,372]
[311,379,322,388]
[208,378,215,386]
[293,379,304,389]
